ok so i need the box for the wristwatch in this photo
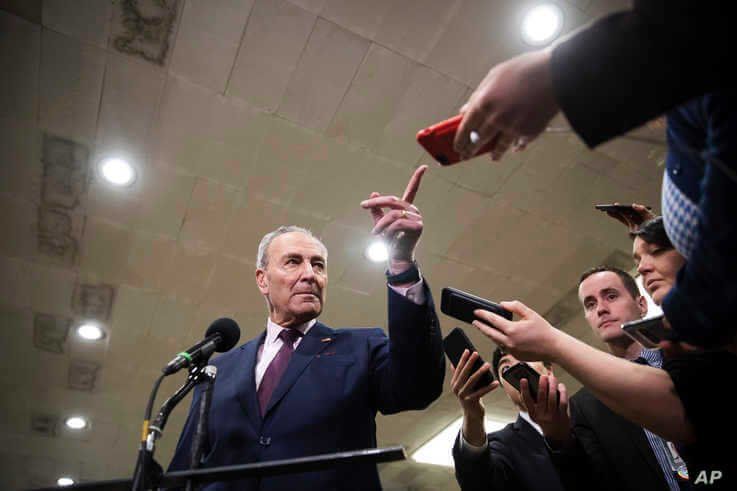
[386,262,420,285]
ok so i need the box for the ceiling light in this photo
[64,416,88,430]
[99,157,136,186]
[521,4,563,46]
[76,323,105,341]
[365,240,389,263]
[57,477,75,487]
[412,416,509,466]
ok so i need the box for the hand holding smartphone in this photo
[621,315,673,349]
[417,115,497,165]
[443,327,495,392]
[441,287,513,325]
[501,362,540,401]
[594,203,654,231]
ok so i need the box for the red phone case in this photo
[416,114,496,166]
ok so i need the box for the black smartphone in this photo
[594,203,650,222]
[443,327,495,392]
[441,287,513,325]
[502,362,540,401]
[621,315,672,349]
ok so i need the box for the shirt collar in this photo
[519,411,544,436]
[265,317,317,345]
[638,348,664,368]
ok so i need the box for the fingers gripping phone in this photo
[594,203,649,223]
[621,315,672,349]
[501,362,540,401]
[441,287,513,325]
[417,115,497,166]
[443,327,495,392]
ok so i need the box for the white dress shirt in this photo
[459,411,542,455]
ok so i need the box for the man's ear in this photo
[256,268,268,295]
[637,295,648,318]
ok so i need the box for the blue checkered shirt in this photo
[662,172,699,261]
[636,349,685,491]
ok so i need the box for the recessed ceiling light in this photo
[57,477,75,487]
[64,416,88,430]
[365,240,389,263]
[521,4,563,46]
[76,323,104,341]
[99,157,136,186]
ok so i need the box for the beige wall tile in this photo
[96,53,165,161]
[0,11,40,122]
[200,254,254,312]
[158,243,217,302]
[178,177,239,251]
[40,29,106,143]
[278,18,370,131]
[0,119,43,200]
[79,218,132,284]
[226,0,316,111]
[374,0,462,61]
[42,0,112,48]
[170,0,254,93]
[320,0,394,40]
[327,44,415,150]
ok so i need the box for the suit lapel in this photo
[263,322,334,417]
[513,416,544,449]
[237,332,265,430]
[622,418,666,485]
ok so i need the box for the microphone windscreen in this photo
[206,318,240,352]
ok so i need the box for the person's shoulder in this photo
[487,423,518,445]
[211,335,262,365]
[570,386,596,405]
[664,350,737,375]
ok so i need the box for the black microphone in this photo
[162,318,240,375]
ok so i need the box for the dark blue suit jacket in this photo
[452,416,565,491]
[168,285,444,490]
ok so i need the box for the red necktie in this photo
[257,328,303,415]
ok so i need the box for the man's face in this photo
[578,271,647,344]
[256,232,327,327]
[632,237,686,305]
[496,354,550,409]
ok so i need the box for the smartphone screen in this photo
[443,327,495,391]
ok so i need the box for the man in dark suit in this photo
[168,166,445,490]
[451,347,565,491]
[520,267,688,491]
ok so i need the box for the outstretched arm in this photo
[472,301,695,444]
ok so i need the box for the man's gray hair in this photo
[256,225,327,269]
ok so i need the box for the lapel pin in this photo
[321,337,332,343]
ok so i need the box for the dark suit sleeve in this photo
[452,432,519,491]
[551,0,733,148]
[548,399,598,491]
[368,281,445,414]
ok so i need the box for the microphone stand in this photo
[186,365,217,491]
[131,364,209,491]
